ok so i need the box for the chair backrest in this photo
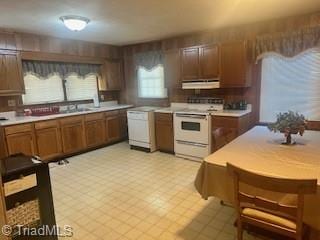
[227,163,317,222]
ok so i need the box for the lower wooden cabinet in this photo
[35,120,62,160]
[119,110,128,139]
[155,113,174,153]
[60,116,85,154]
[211,114,250,152]
[85,113,106,148]
[5,124,36,156]
[106,115,121,143]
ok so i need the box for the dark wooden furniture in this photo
[59,116,86,155]
[180,44,219,81]
[211,114,250,152]
[1,154,57,240]
[0,50,24,96]
[220,41,252,88]
[100,59,123,91]
[34,120,62,161]
[155,112,174,153]
[164,49,181,89]
[227,163,317,240]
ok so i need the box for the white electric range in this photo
[173,99,224,161]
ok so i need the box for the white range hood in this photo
[182,79,220,89]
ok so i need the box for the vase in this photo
[282,133,296,145]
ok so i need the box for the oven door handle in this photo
[175,114,207,119]
[176,140,207,148]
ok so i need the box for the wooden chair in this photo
[227,163,317,240]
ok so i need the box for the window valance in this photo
[134,50,163,71]
[255,26,320,60]
[22,60,101,78]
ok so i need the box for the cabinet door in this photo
[0,50,24,95]
[61,122,85,154]
[6,132,36,156]
[200,45,219,79]
[85,119,106,148]
[100,60,122,91]
[119,113,128,139]
[220,41,250,88]
[181,47,199,80]
[106,116,120,143]
[36,127,62,160]
[155,113,174,153]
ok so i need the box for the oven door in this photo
[174,113,209,144]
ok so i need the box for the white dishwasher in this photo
[127,107,158,152]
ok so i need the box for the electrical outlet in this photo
[8,99,16,107]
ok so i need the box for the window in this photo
[65,74,98,101]
[22,73,64,105]
[137,65,167,98]
[22,73,98,105]
[260,49,320,122]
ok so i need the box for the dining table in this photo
[195,126,320,230]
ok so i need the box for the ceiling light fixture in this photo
[60,15,90,31]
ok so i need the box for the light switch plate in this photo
[8,99,16,107]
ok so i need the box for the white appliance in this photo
[173,101,224,161]
[182,79,220,89]
[127,107,158,152]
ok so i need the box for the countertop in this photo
[155,106,251,117]
[0,104,133,126]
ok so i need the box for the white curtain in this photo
[260,49,320,122]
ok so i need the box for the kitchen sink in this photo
[60,108,92,114]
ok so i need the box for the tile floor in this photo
[50,142,263,240]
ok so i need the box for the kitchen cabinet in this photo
[164,49,181,89]
[5,124,36,156]
[180,44,219,81]
[105,111,121,143]
[60,116,85,154]
[211,114,250,152]
[0,50,24,95]
[155,113,174,153]
[181,47,199,80]
[220,41,252,88]
[84,113,106,148]
[119,110,128,139]
[35,120,62,160]
[0,127,7,159]
[99,59,123,91]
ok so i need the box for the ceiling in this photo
[1,0,320,46]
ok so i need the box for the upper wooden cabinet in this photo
[0,32,17,50]
[200,45,219,79]
[220,41,252,88]
[181,44,219,81]
[99,59,123,91]
[181,47,199,80]
[0,50,24,95]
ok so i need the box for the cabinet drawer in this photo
[155,113,173,123]
[105,110,119,117]
[35,120,59,130]
[212,116,239,128]
[5,123,33,135]
[85,113,104,122]
[60,116,83,125]
[4,174,37,197]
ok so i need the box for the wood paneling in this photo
[164,49,180,89]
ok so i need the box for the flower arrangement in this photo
[268,111,307,145]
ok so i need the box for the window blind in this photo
[137,65,167,98]
[22,73,64,105]
[260,49,320,122]
[65,74,98,101]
